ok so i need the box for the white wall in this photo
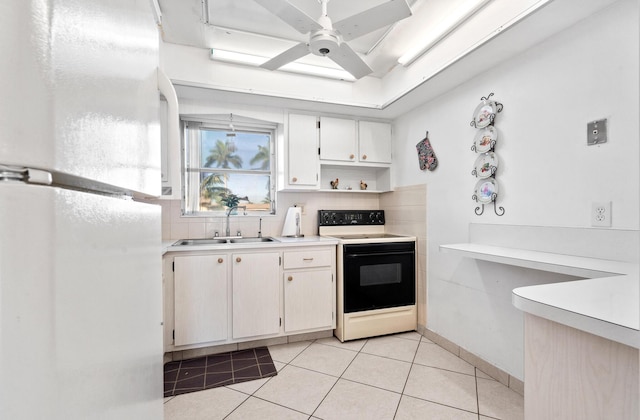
[392,0,639,378]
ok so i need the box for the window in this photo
[182,117,275,216]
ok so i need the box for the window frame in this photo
[181,116,277,217]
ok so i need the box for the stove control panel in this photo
[318,210,385,226]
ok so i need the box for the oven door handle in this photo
[345,251,414,258]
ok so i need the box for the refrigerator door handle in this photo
[0,165,52,185]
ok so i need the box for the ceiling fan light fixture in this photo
[398,0,492,67]
[309,30,340,57]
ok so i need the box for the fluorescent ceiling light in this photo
[398,0,492,67]
[210,49,356,82]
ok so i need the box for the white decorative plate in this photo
[472,100,497,128]
[473,152,498,178]
[474,178,498,204]
[473,126,497,153]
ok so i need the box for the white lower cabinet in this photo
[173,254,227,346]
[283,248,335,333]
[232,252,281,339]
[284,269,333,332]
[163,244,336,352]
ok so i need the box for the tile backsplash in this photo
[149,191,381,241]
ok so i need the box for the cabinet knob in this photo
[362,154,367,160]
[287,276,293,281]
[236,257,242,263]
[292,177,298,183]
[218,258,223,263]
[349,154,355,159]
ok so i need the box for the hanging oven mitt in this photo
[416,131,438,171]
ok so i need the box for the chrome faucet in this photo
[225,206,246,237]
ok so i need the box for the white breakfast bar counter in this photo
[440,243,639,348]
[440,242,639,419]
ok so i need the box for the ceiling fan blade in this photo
[334,0,412,41]
[253,0,323,34]
[260,42,310,70]
[329,43,373,80]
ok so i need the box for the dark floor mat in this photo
[164,347,277,397]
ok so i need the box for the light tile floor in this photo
[164,332,524,420]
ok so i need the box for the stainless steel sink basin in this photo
[173,237,277,246]
[229,237,276,243]
[173,238,229,246]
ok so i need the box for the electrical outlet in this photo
[591,201,611,227]
[294,203,306,214]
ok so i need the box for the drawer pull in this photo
[287,276,293,282]
[303,258,314,261]
[236,257,242,263]
[362,154,367,160]
[218,258,223,263]
[349,154,355,159]
[292,177,298,182]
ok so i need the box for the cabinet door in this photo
[320,117,357,162]
[174,255,228,346]
[284,269,333,332]
[232,252,281,339]
[358,121,392,164]
[288,114,319,188]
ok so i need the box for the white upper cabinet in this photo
[320,117,392,165]
[319,117,358,162]
[358,121,392,164]
[286,114,320,189]
[282,114,393,193]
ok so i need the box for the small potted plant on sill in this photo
[220,192,240,214]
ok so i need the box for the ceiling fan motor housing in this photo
[309,29,340,56]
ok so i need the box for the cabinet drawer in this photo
[284,249,333,269]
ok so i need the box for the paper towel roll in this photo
[281,206,303,237]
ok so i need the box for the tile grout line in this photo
[475,367,481,420]
[392,336,423,419]
[308,337,370,419]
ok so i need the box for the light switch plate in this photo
[587,119,607,145]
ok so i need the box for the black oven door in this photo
[343,241,415,313]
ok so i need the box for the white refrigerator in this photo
[0,0,163,418]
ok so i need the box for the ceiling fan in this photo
[253,0,412,79]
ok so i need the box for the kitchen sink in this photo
[229,237,276,243]
[172,237,277,246]
[173,238,229,246]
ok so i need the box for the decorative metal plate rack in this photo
[470,93,505,216]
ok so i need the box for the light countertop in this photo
[163,235,338,254]
[440,243,639,349]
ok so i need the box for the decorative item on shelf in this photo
[330,178,339,189]
[360,180,368,190]
[416,131,438,171]
[470,93,505,217]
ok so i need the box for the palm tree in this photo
[250,144,270,170]
[205,140,243,169]
[200,173,225,199]
[202,140,243,209]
